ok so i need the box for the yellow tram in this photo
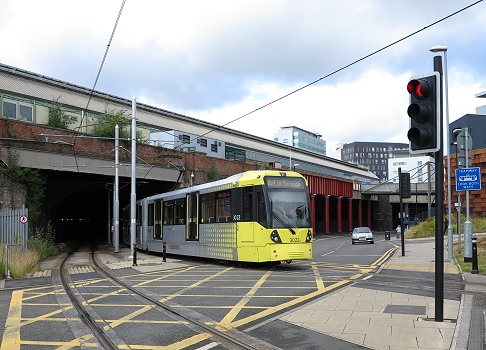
[124,170,313,263]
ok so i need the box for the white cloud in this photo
[178,69,412,155]
[1,0,485,159]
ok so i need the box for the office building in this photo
[339,141,408,181]
[274,126,326,156]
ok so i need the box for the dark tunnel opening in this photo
[44,170,173,246]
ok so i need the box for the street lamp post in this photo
[452,140,461,253]
[430,46,453,260]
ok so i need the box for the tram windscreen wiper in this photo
[271,211,296,235]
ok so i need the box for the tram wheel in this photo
[285,260,292,264]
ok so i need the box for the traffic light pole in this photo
[433,55,445,322]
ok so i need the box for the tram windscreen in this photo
[265,177,310,229]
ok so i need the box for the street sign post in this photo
[456,167,481,191]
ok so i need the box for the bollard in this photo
[163,242,167,262]
[385,231,390,240]
[133,243,138,266]
[471,237,479,274]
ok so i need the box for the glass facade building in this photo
[274,126,326,156]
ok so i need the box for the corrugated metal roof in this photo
[0,63,378,182]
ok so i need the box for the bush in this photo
[407,217,436,238]
[28,222,58,259]
[92,109,130,139]
[406,215,486,239]
[47,97,69,129]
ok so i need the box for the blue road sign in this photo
[456,167,481,191]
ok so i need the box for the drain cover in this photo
[383,305,427,315]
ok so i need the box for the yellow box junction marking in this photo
[226,274,362,329]
[133,265,200,288]
[1,290,23,350]
[158,267,234,303]
[218,270,273,329]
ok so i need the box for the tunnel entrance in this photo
[43,170,173,246]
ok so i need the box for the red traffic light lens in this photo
[407,79,430,99]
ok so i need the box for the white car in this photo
[351,227,374,244]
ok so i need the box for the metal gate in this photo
[0,207,29,246]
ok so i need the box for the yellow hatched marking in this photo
[107,305,155,328]
[20,333,99,348]
[226,274,363,329]
[159,267,233,303]
[133,265,200,287]
[118,333,212,350]
[19,306,74,328]
[83,286,126,304]
[1,290,23,350]
[22,288,65,301]
[219,270,272,328]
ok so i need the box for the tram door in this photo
[186,193,199,240]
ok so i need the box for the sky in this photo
[1,0,486,158]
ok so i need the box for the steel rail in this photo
[89,251,259,350]
[59,251,119,350]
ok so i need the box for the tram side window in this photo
[216,190,231,222]
[200,193,215,223]
[154,200,162,239]
[242,187,252,221]
[148,203,154,226]
[163,201,174,225]
[174,198,185,225]
[136,205,142,226]
[256,189,267,227]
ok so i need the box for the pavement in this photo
[1,237,485,350]
[278,237,485,350]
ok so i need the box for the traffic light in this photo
[406,72,441,154]
[399,172,411,198]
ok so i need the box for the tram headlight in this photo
[270,230,282,243]
[306,230,312,242]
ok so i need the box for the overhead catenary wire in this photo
[50,0,483,175]
[71,0,127,172]
[190,0,483,145]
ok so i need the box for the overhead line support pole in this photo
[130,97,137,258]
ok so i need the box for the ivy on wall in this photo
[1,149,45,221]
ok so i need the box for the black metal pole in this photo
[471,237,479,274]
[434,55,445,322]
[133,243,138,266]
[163,241,167,262]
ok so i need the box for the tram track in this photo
[59,248,278,350]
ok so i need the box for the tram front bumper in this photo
[268,242,312,262]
